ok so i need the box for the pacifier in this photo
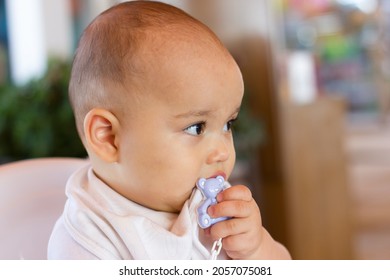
[196,176,229,229]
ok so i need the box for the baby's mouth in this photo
[207,171,227,180]
[193,171,227,190]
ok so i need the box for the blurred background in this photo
[0,0,389,259]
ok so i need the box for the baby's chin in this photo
[163,190,195,213]
[151,182,199,213]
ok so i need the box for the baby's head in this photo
[69,1,244,212]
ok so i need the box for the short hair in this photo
[69,1,223,137]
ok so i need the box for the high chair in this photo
[0,157,88,259]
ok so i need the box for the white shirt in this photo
[47,165,226,260]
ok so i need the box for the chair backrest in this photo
[0,157,88,259]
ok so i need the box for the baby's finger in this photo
[218,185,252,202]
[209,217,247,239]
[209,199,257,219]
[215,227,263,260]
[222,233,259,260]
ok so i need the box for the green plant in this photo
[233,94,264,161]
[0,59,87,161]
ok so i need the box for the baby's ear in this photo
[83,108,120,163]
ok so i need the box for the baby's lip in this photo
[207,171,226,181]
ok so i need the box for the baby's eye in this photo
[184,122,205,136]
[223,118,237,132]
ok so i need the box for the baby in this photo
[48,0,290,260]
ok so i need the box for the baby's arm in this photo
[207,185,291,260]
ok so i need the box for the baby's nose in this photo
[206,136,230,164]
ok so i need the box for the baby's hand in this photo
[207,185,290,260]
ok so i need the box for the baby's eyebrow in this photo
[174,106,241,119]
[174,110,213,119]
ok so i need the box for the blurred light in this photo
[288,51,317,105]
[315,13,342,36]
[5,0,46,85]
[336,0,378,14]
